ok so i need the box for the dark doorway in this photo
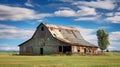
[59,46,62,52]
[40,48,43,55]
[63,46,71,53]
[84,48,87,53]
[58,46,71,53]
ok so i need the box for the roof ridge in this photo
[44,23,77,30]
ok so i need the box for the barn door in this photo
[84,48,87,53]
[40,48,43,55]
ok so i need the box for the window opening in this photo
[41,27,44,31]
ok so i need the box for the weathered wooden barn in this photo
[19,23,98,55]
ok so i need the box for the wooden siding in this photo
[19,23,61,55]
[72,46,98,54]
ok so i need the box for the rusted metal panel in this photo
[45,24,97,47]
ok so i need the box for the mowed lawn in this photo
[0,52,120,67]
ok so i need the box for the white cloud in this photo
[73,0,115,9]
[0,24,34,39]
[77,6,96,16]
[0,24,16,29]
[24,0,33,7]
[37,19,43,22]
[36,13,53,19]
[59,7,72,10]
[54,6,96,17]
[54,9,76,17]
[105,16,120,23]
[110,41,120,45]
[74,17,97,21]
[0,5,35,21]
[0,5,97,21]
[107,31,120,51]
[0,44,18,51]
[115,12,120,16]
[0,5,52,21]
[59,0,73,2]
[109,31,120,40]
[108,41,120,51]
[105,13,114,16]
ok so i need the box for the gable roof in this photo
[19,23,98,47]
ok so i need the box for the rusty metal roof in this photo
[45,24,97,47]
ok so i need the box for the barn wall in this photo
[20,24,60,55]
[42,36,60,54]
[35,24,60,54]
[19,38,38,55]
[72,46,98,54]
[72,46,85,53]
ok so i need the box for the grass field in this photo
[0,52,120,67]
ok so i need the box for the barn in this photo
[19,23,98,55]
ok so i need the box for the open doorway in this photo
[84,48,87,53]
[63,46,71,53]
[59,46,71,53]
[40,48,43,55]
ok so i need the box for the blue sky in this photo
[0,0,120,51]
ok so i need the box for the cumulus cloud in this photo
[108,31,120,51]
[105,16,120,23]
[115,12,120,16]
[108,41,120,51]
[0,24,34,39]
[73,0,115,10]
[105,13,114,16]
[77,6,96,16]
[0,24,16,29]
[105,11,120,23]
[59,0,73,2]
[106,31,120,51]
[36,13,53,18]
[0,5,35,21]
[0,5,97,21]
[109,31,120,40]
[0,5,52,21]
[59,7,72,10]
[54,9,76,17]
[54,7,96,17]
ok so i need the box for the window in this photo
[54,34,56,37]
[59,30,61,32]
[78,50,80,52]
[41,27,44,31]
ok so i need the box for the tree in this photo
[96,29,110,52]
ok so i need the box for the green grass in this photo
[0,52,120,67]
